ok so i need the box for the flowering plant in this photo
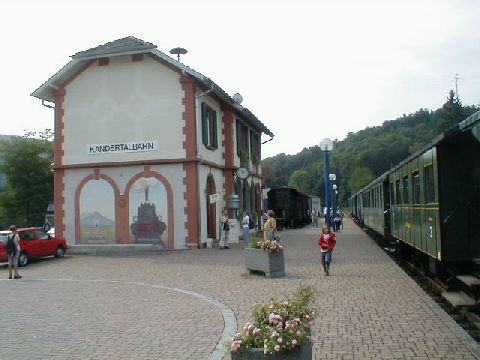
[249,237,283,252]
[229,285,315,355]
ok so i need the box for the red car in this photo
[0,227,68,267]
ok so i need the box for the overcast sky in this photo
[1,0,479,159]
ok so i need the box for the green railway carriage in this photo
[350,110,480,266]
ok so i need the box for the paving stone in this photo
[1,218,479,359]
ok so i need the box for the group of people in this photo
[218,209,277,249]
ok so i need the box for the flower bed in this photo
[229,286,315,358]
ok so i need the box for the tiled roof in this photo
[71,36,157,59]
[32,37,273,137]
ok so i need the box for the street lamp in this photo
[319,138,333,227]
[332,184,337,224]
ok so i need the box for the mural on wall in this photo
[80,179,116,244]
[129,177,168,247]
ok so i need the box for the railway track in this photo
[361,224,480,342]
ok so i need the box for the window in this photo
[19,231,35,241]
[201,103,218,149]
[249,130,260,165]
[412,171,420,204]
[424,165,435,203]
[403,176,409,204]
[236,119,250,162]
[395,180,401,204]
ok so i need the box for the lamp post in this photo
[319,138,333,227]
[332,184,337,223]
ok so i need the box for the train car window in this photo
[395,180,401,204]
[390,182,394,205]
[412,171,420,204]
[424,165,435,203]
[403,176,409,204]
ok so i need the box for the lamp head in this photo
[319,138,333,151]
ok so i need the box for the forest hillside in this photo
[262,91,478,205]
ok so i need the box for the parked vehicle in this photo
[267,188,313,229]
[0,227,68,266]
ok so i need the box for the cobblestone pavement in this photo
[1,218,479,359]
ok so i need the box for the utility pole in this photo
[455,73,459,101]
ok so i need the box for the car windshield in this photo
[36,229,49,240]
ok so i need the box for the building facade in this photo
[32,36,273,249]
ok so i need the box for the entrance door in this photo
[206,175,216,239]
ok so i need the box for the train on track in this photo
[266,187,321,229]
[350,110,480,274]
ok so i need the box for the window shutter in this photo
[249,129,254,158]
[236,120,241,156]
[212,111,218,148]
[201,103,208,145]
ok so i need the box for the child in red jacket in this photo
[318,225,336,276]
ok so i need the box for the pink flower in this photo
[274,345,281,352]
[277,337,283,344]
[292,339,298,346]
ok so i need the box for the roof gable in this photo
[72,36,157,59]
[31,36,273,137]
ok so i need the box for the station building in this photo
[31,36,273,249]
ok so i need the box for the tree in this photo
[0,135,54,227]
[348,166,375,194]
[288,170,310,192]
[436,90,465,133]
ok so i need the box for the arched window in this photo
[129,177,168,247]
[79,179,116,244]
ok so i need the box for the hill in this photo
[262,91,478,205]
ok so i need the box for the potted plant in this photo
[229,285,315,359]
[245,237,284,278]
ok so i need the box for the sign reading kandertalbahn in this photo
[87,140,158,155]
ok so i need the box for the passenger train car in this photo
[351,110,480,271]
[267,187,314,229]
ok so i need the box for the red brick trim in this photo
[74,172,121,244]
[99,58,110,66]
[61,60,95,88]
[124,170,175,249]
[222,105,235,202]
[132,54,144,62]
[180,75,200,248]
[53,88,66,240]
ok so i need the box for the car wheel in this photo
[18,252,29,267]
[55,246,65,258]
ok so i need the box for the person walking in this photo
[241,211,250,246]
[318,224,336,276]
[6,225,22,279]
[219,209,230,249]
[263,210,277,240]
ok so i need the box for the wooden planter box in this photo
[231,342,312,359]
[245,248,285,278]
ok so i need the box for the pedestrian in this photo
[42,218,52,233]
[312,208,318,228]
[334,214,341,232]
[263,210,277,241]
[318,224,336,276]
[241,210,250,246]
[6,225,22,279]
[219,209,230,249]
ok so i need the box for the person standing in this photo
[6,225,22,279]
[312,208,318,229]
[42,219,52,233]
[263,210,277,240]
[241,211,250,246]
[219,209,230,249]
[318,225,336,276]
